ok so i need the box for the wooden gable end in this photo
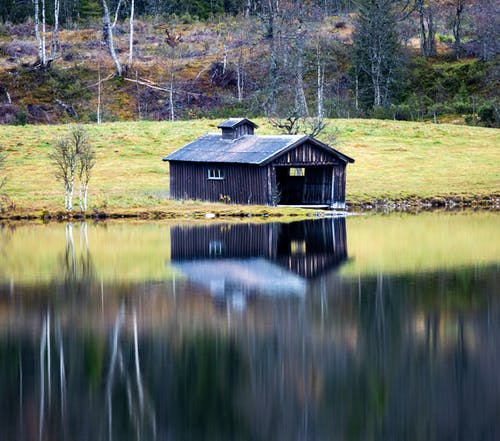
[270,142,339,166]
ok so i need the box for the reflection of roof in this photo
[163,134,354,165]
[173,258,306,297]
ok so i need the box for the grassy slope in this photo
[0,118,499,215]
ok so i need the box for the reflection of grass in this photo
[0,119,498,215]
[0,222,177,284]
[340,211,500,277]
[0,212,498,286]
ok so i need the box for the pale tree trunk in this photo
[316,44,324,118]
[66,168,74,211]
[34,0,43,62]
[79,183,88,211]
[266,0,279,115]
[112,0,123,28]
[222,43,228,74]
[41,0,47,65]
[128,0,135,69]
[294,1,308,117]
[51,0,60,58]
[371,50,382,107]
[169,75,175,121]
[355,71,359,112]
[236,62,243,102]
[97,62,102,124]
[102,0,122,77]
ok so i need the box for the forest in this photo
[0,0,498,126]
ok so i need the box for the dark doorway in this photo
[276,166,333,205]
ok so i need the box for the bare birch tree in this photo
[33,0,60,68]
[33,0,44,65]
[0,146,5,193]
[112,0,123,28]
[51,0,60,58]
[102,0,122,76]
[0,146,6,209]
[128,0,135,69]
[50,125,93,212]
[293,0,309,117]
[77,139,96,212]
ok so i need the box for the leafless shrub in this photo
[0,41,38,57]
[49,125,95,212]
[269,108,329,138]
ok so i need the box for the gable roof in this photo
[217,118,258,129]
[163,133,354,165]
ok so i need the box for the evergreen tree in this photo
[352,0,402,110]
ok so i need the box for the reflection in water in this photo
[0,215,499,441]
[171,218,347,302]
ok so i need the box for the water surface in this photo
[0,212,499,441]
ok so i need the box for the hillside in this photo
[0,119,498,217]
[0,10,498,126]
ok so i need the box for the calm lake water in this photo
[0,212,499,441]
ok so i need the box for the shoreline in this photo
[1,194,498,222]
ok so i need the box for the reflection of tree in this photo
[0,264,499,440]
[62,223,94,283]
[106,305,156,441]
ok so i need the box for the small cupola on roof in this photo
[217,118,258,140]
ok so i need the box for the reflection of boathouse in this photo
[171,218,347,298]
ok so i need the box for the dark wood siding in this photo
[170,162,268,205]
[169,140,349,207]
[271,142,339,165]
[171,223,274,260]
[171,218,347,279]
[332,163,346,206]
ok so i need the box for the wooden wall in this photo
[171,223,274,260]
[272,142,339,166]
[171,218,348,279]
[170,162,268,205]
[169,142,348,207]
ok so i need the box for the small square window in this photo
[291,240,306,255]
[289,167,305,177]
[209,240,223,256]
[208,169,224,180]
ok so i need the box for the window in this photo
[209,240,223,257]
[289,167,305,177]
[208,168,224,180]
[291,240,306,255]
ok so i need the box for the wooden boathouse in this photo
[163,118,354,208]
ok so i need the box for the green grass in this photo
[0,118,498,216]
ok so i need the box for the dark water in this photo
[0,213,499,441]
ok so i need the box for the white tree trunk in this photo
[316,46,324,118]
[112,0,123,28]
[222,43,227,74]
[34,0,43,62]
[102,0,122,77]
[97,62,102,124]
[236,63,243,102]
[51,0,60,58]
[169,77,175,121]
[128,0,135,69]
[66,168,75,211]
[41,0,47,66]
